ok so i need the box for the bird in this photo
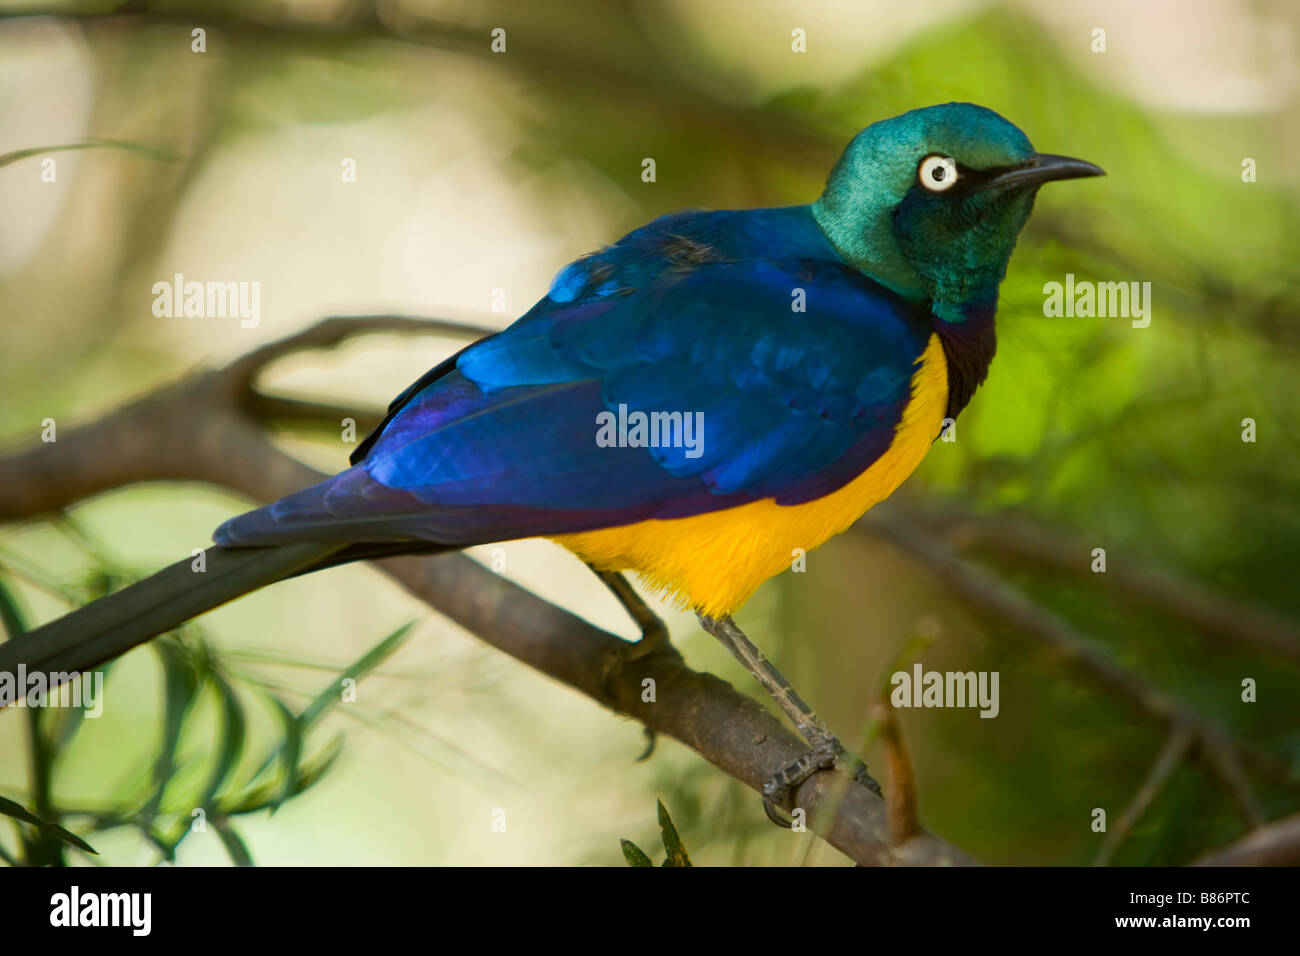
[3,102,1102,821]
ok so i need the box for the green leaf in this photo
[273,618,415,810]
[196,668,247,812]
[287,736,344,797]
[0,797,97,855]
[268,697,302,816]
[218,736,343,816]
[0,573,29,639]
[47,660,115,752]
[0,139,177,170]
[620,839,654,867]
[142,640,200,821]
[212,818,254,867]
[657,800,691,867]
[298,620,417,733]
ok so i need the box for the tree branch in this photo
[1192,813,1300,867]
[863,515,1289,817]
[893,499,1300,665]
[1095,723,1195,866]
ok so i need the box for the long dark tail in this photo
[0,542,346,680]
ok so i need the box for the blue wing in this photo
[216,205,934,547]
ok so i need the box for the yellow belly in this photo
[552,333,948,618]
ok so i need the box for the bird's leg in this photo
[697,613,881,826]
[590,567,679,759]
[592,568,673,655]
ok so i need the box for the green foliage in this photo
[0,521,415,866]
[620,800,692,867]
[0,796,97,857]
[0,139,177,171]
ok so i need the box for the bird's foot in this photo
[588,568,681,762]
[762,734,882,828]
[599,618,676,697]
[598,619,680,761]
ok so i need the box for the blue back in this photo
[216,206,936,547]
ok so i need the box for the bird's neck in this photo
[808,196,1001,418]
[931,303,998,420]
[810,196,930,303]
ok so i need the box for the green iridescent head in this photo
[812,103,1103,320]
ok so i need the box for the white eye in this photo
[918,155,958,193]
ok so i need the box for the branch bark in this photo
[893,499,1300,665]
[1192,813,1300,866]
[863,514,1286,838]
[865,514,1288,787]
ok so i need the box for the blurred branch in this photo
[0,139,177,170]
[865,515,1288,819]
[224,313,497,389]
[0,314,974,867]
[874,694,920,846]
[245,395,378,432]
[1095,722,1195,867]
[893,499,1300,665]
[0,2,833,160]
[1192,813,1300,867]
[9,1,1297,365]
[0,314,487,519]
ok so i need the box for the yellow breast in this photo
[552,333,948,618]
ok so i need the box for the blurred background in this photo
[1,0,1297,865]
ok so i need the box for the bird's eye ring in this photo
[918,155,958,193]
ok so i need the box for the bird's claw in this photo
[761,736,881,828]
[634,726,657,762]
[598,623,676,699]
[598,625,679,764]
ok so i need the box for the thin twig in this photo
[1192,813,1300,866]
[875,695,921,846]
[1095,722,1195,866]
[889,498,1300,665]
[867,515,1287,810]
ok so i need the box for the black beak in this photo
[980,153,1105,191]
